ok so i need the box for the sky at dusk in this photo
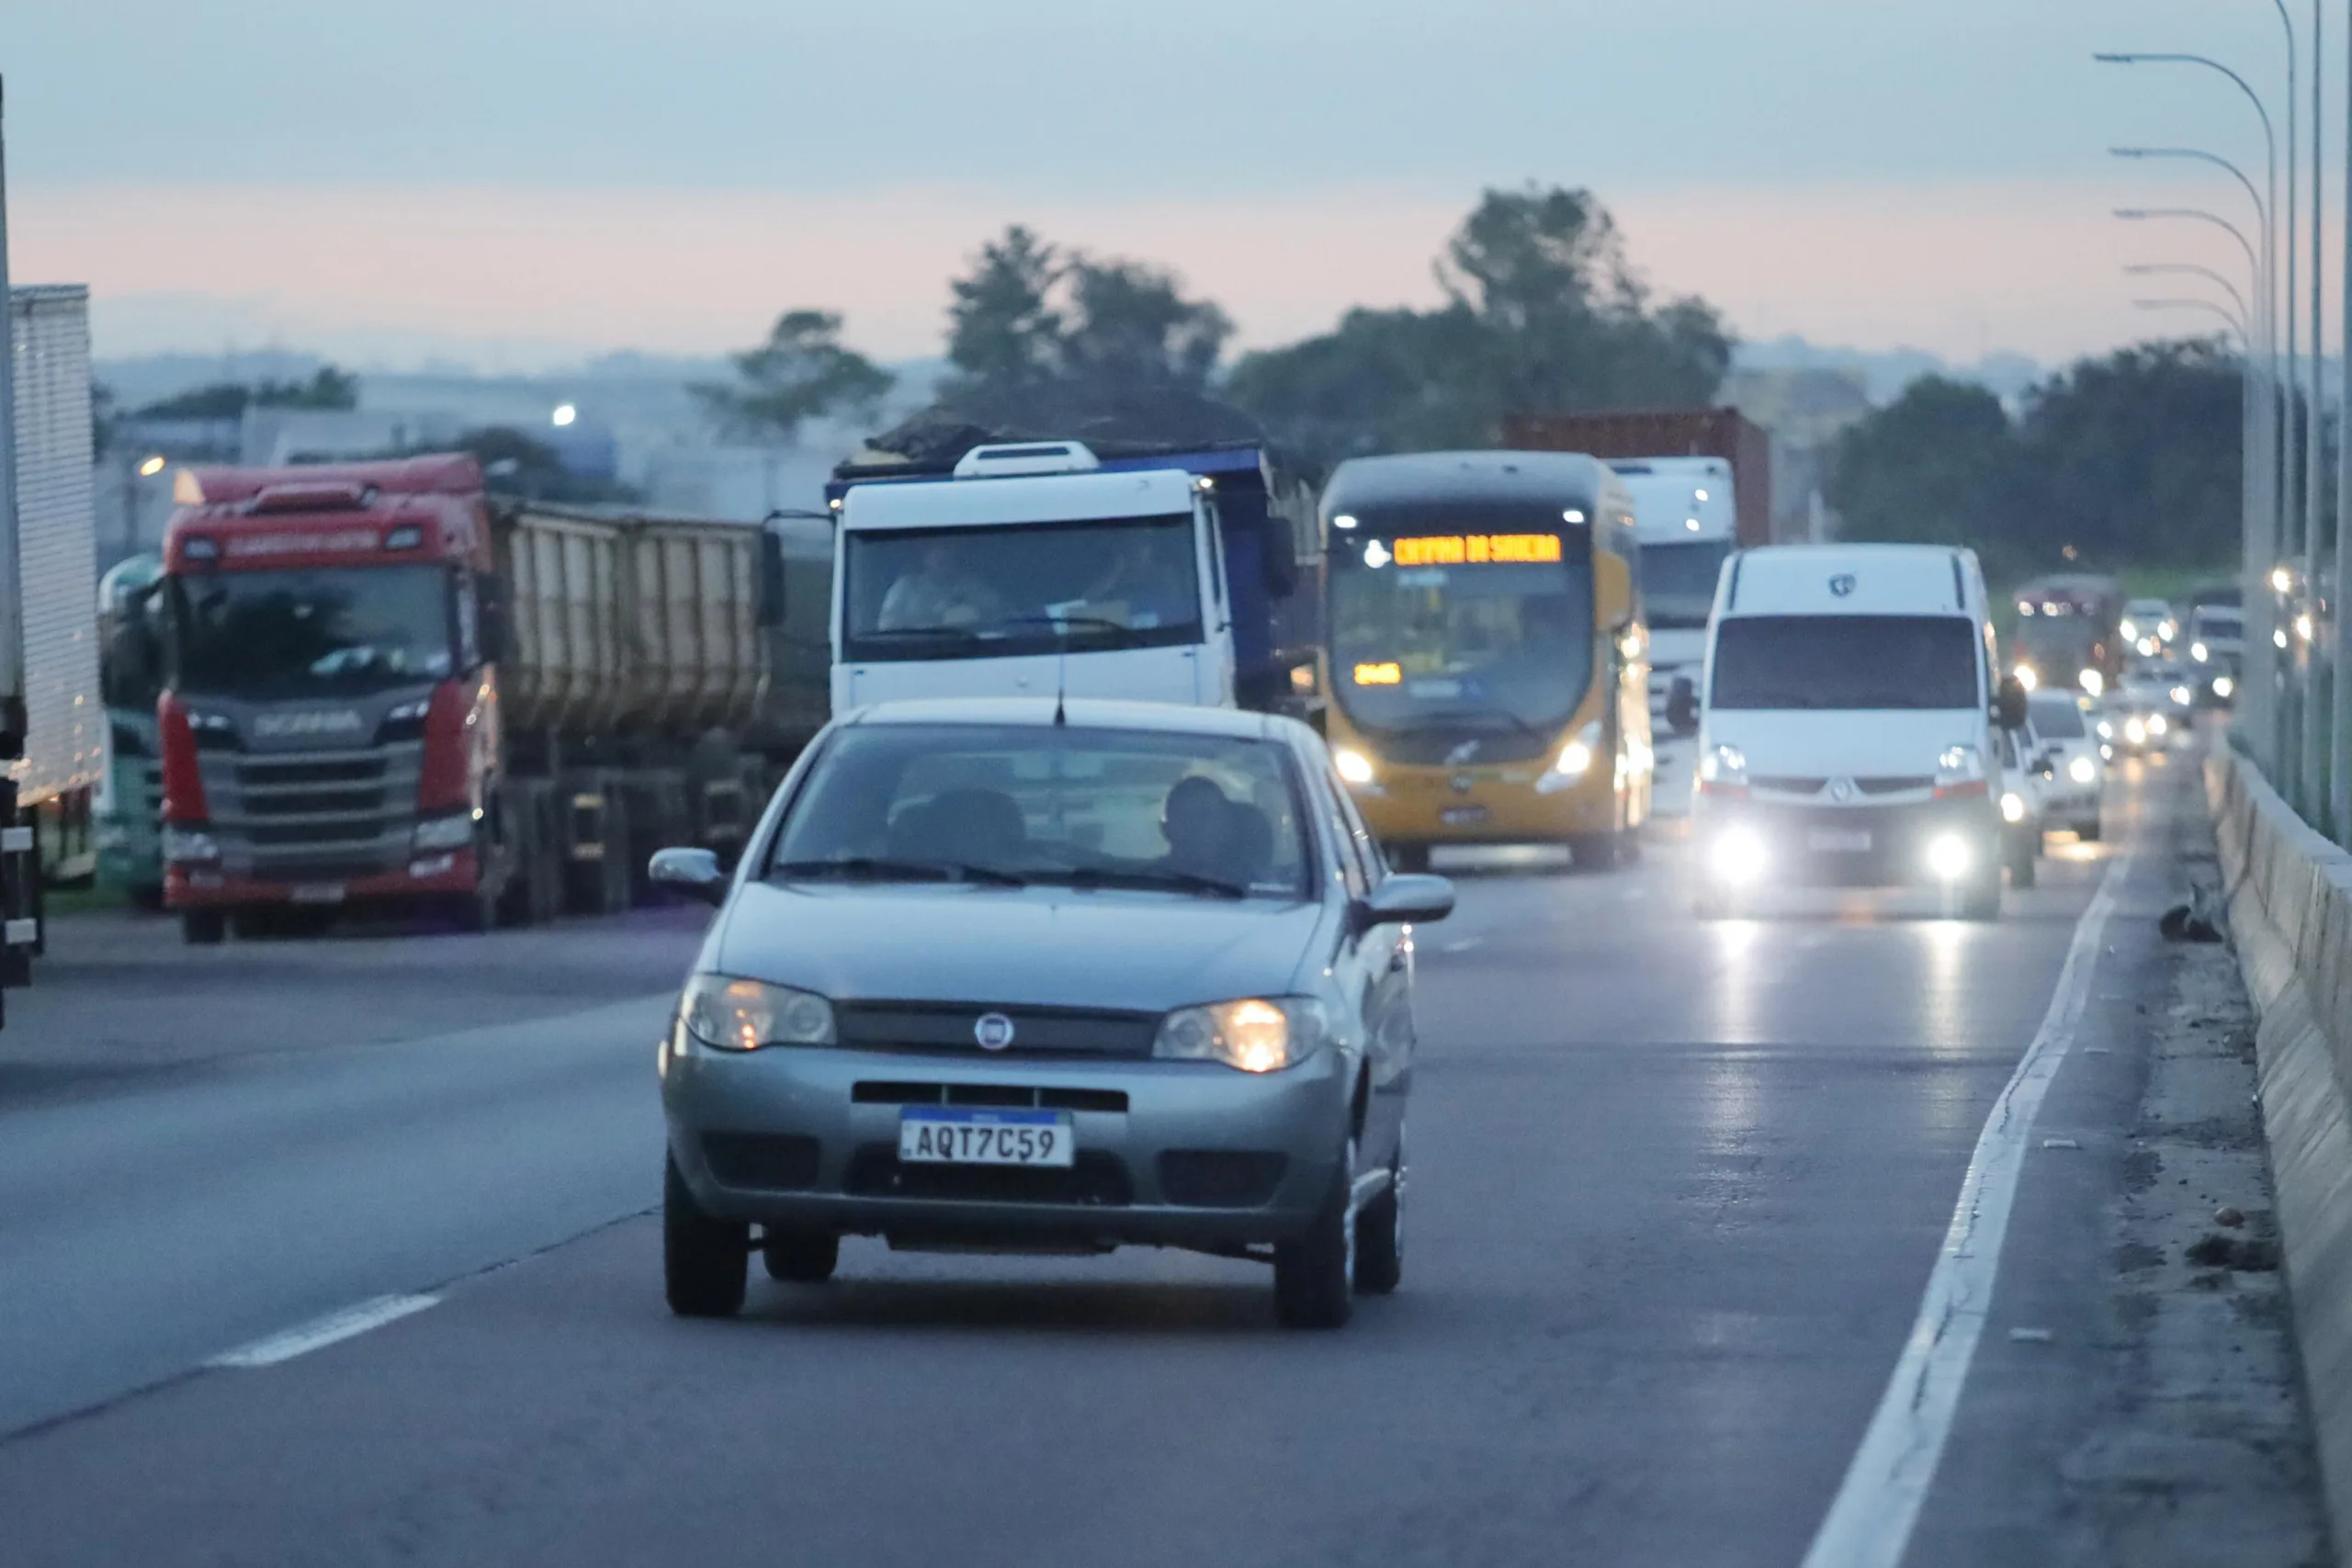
[0,0,2324,371]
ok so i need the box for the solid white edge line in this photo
[1799,858,2125,1568]
[206,1293,440,1370]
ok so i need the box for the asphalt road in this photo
[0,755,2223,1566]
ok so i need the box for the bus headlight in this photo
[1535,720,1603,795]
[1709,827,1768,886]
[1333,747,1377,787]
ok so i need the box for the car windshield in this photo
[2029,696,2087,739]
[1639,537,1732,629]
[1328,526,1595,739]
[841,516,1202,662]
[766,722,1312,900]
[1710,615,1981,710]
[168,565,454,698]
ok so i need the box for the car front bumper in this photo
[1694,794,2002,888]
[661,1028,1356,1249]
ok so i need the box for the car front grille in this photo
[834,1002,1159,1057]
[851,1082,1128,1113]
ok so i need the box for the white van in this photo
[1668,544,2023,919]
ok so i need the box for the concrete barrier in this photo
[2208,749,2352,1563]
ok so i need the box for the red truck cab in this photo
[157,455,504,942]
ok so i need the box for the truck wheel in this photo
[762,1226,841,1284]
[1273,1136,1356,1330]
[664,1154,747,1319]
[181,908,226,945]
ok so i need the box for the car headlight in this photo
[679,974,836,1051]
[2191,641,2209,662]
[2213,675,2235,698]
[2000,790,2028,824]
[2097,718,2114,739]
[162,825,220,864]
[1536,719,1604,795]
[2147,713,2168,737]
[2120,618,2139,642]
[412,811,479,852]
[2168,685,2191,707]
[1333,747,1376,786]
[1153,997,1329,1073]
[2069,755,2098,785]
[2079,669,2104,697]
[2124,716,2146,744]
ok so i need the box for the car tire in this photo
[1274,1136,1356,1330]
[664,1153,748,1318]
[762,1225,840,1284]
[1354,1137,1404,1296]
[180,908,226,945]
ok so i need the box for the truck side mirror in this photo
[757,528,787,628]
[1666,676,1700,737]
[477,572,511,665]
[1995,675,2029,731]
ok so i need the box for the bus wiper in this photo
[771,856,1028,887]
[1042,865,1250,900]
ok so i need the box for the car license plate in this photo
[899,1108,1073,1168]
[1807,829,1872,853]
[1440,806,1489,826]
[289,883,346,904]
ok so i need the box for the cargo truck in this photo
[155,456,829,942]
[824,409,1318,716]
[1500,409,1772,817]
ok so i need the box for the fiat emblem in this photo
[974,1012,1016,1052]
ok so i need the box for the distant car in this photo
[2108,662,2187,755]
[2025,692,2104,841]
[652,697,1455,1330]
[2119,597,2176,660]
[1996,725,2046,889]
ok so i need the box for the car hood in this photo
[1702,709,1982,779]
[709,881,1329,1011]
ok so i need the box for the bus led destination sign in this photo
[1391,534,1564,567]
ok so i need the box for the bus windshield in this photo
[1639,537,1733,629]
[1329,527,1595,762]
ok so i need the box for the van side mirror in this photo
[650,846,728,906]
[1995,675,2029,731]
[1666,676,1700,737]
[477,572,510,665]
[757,528,787,627]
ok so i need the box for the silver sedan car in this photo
[650,697,1455,1329]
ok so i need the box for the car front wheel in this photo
[664,1153,748,1318]
[1355,1136,1403,1295]
[1274,1136,1356,1329]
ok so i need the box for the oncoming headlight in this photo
[2147,713,2169,737]
[2000,790,2028,824]
[1154,998,1329,1073]
[2069,755,2098,785]
[1708,827,1768,886]
[679,974,835,1051]
[2079,669,2105,697]
[1925,833,1973,881]
[2213,675,2236,698]
[2014,664,2040,692]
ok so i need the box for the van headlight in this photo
[1699,743,1748,794]
[1333,747,1377,787]
[679,974,836,1051]
[1934,745,1985,796]
[1154,997,1329,1073]
[1535,720,1604,795]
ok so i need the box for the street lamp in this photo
[2124,263,2253,324]
[2134,297,2251,340]
[2115,209,2260,287]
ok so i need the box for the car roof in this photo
[841,696,1297,742]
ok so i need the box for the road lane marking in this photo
[206,1294,440,1369]
[1800,859,2123,1568]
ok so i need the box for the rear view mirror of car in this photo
[1359,874,1455,930]
[650,846,728,906]
[1666,676,1700,737]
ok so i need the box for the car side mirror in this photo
[1666,676,1700,737]
[1995,675,2029,731]
[650,846,728,906]
[1356,873,1454,931]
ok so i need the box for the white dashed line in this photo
[207,1294,440,1369]
[1799,859,2123,1568]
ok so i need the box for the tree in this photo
[694,310,894,443]
[940,226,1233,407]
[1227,186,1733,476]
[134,364,358,419]
[1827,376,2018,565]
[447,426,642,505]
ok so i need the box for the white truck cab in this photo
[1613,456,1737,817]
[830,444,1236,711]
[1680,544,2022,919]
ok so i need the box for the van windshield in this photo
[1711,615,1980,710]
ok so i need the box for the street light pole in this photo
[2301,2,2326,820]
[2336,3,2352,841]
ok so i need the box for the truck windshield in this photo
[1329,528,1594,761]
[2014,613,2108,675]
[1711,615,1981,710]
[1639,538,1733,629]
[842,515,1202,663]
[170,565,455,698]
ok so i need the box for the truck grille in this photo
[200,741,421,881]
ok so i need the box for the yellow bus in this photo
[1318,451,1651,872]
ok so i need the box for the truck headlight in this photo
[1535,719,1604,795]
[1154,997,1329,1073]
[679,974,836,1051]
[162,826,220,864]
[2069,755,2098,785]
[412,811,479,852]
[1333,747,1376,786]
